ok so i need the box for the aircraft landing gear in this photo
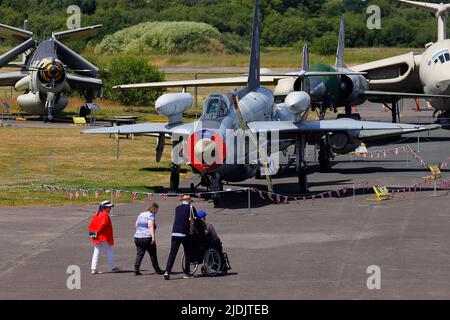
[170,164,180,192]
[337,105,361,120]
[383,102,400,123]
[210,173,223,208]
[318,141,332,172]
[296,135,308,194]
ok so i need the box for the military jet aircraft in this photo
[0,21,103,121]
[83,0,438,205]
[353,0,450,124]
[272,15,450,124]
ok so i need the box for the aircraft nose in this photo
[187,130,226,173]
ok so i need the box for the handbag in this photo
[189,205,198,235]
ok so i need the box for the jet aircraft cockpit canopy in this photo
[202,94,231,118]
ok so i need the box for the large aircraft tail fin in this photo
[301,44,309,72]
[52,25,103,43]
[399,0,450,41]
[335,15,346,68]
[247,0,260,91]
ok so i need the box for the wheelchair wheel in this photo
[203,249,222,277]
[181,253,199,276]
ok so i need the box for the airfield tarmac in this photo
[1,101,450,300]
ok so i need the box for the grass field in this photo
[0,126,189,207]
[83,46,419,68]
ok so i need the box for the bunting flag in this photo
[82,190,88,198]
[94,190,99,199]
[131,192,137,201]
[69,192,73,200]
[258,191,265,200]
[162,194,168,201]
[115,190,121,199]
[147,193,153,201]
[276,195,281,205]
[284,196,288,205]
[267,193,274,201]
[75,191,80,200]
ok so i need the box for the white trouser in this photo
[91,241,116,270]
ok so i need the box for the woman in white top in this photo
[134,203,163,276]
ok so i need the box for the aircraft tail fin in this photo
[301,44,309,72]
[247,0,260,91]
[52,25,103,43]
[22,20,30,65]
[399,0,450,41]
[335,15,346,68]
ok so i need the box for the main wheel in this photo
[181,253,198,276]
[203,249,222,277]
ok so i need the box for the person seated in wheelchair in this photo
[196,210,223,258]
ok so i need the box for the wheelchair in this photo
[182,243,231,277]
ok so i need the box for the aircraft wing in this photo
[67,74,102,90]
[113,76,279,89]
[0,71,28,86]
[352,52,423,93]
[0,24,33,43]
[53,25,103,43]
[81,122,194,138]
[247,119,439,139]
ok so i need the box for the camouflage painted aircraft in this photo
[83,0,438,205]
[0,21,102,121]
[353,0,450,124]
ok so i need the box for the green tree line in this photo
[0,0,446,51]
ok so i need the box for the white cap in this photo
[100,200,114,208]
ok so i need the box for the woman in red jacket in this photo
[88,201,121,274]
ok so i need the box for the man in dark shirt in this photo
[164,195,198,280]
[197,210,223,256]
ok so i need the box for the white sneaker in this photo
[91,269,101,274]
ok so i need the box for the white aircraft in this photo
[353,0,450,124]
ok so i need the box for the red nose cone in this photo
[186,130,226,173]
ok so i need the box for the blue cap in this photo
[197,210,207,218]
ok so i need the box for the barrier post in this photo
[248,188,251,215]
[15,160,20,184]
[353,183,356,202]
[417,136,420,153]
[116,131,120,160]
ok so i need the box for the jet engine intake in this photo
[339,74,368,106]
[328,131,361,155]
